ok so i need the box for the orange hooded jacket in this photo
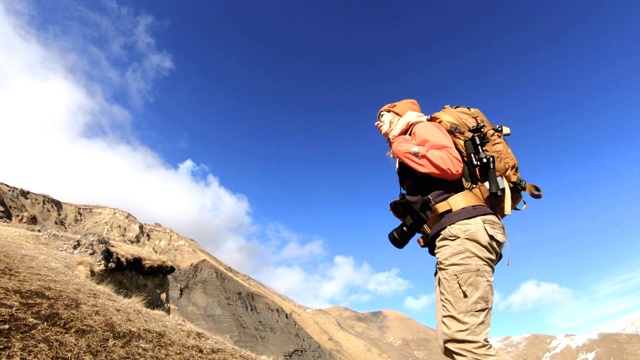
[390,121,463,180]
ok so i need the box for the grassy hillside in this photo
[0,224,267,360]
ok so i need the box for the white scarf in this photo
[388,111,427,140]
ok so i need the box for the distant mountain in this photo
[598,312,640,335]
[492,332,640,359]
[1,182,639,359]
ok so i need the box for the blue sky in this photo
[1,0,639,338]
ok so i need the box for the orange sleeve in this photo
[390,122,463,180]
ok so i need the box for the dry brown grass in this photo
[0,225,267,360]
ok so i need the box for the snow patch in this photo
[577,351,597,360]
[490,334,530,349]
[542,334,598,360]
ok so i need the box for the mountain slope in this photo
[0,224,263,360]
[0,182,443,360]
[1,182,640,359]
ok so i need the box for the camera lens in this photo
[388,223,415,249]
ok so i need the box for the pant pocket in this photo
[482,216,507,244]
[453,266,492,314]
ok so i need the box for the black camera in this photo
[388,194,428,249]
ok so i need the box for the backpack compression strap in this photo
[513,182,543,213]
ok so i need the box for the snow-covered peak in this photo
[598,312,640,334]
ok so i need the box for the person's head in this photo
[375,99,421,138]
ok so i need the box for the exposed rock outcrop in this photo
[60,233,176,313]
[171,260,332,359]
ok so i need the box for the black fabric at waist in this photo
[426,205,495,255]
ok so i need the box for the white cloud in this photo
[498,279,573,311]
[13,0,174,110]
[257,256,411,308]
[493,270,640,335]
[404,294,434,311]
[367,268,412,295]
[547,269,640,334]
[0,0,412,310]
[319,256,408,304]
[258,223,326,265]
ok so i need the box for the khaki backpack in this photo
[428,105,542,218]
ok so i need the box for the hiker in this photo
[375,99,512,360]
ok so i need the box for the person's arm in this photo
[391,122,463,180]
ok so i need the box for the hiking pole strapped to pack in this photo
[463,124,502,196]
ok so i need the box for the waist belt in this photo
[418,190,486,249]
[426,190,486,229]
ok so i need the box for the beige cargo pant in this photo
[434,214,512,360]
